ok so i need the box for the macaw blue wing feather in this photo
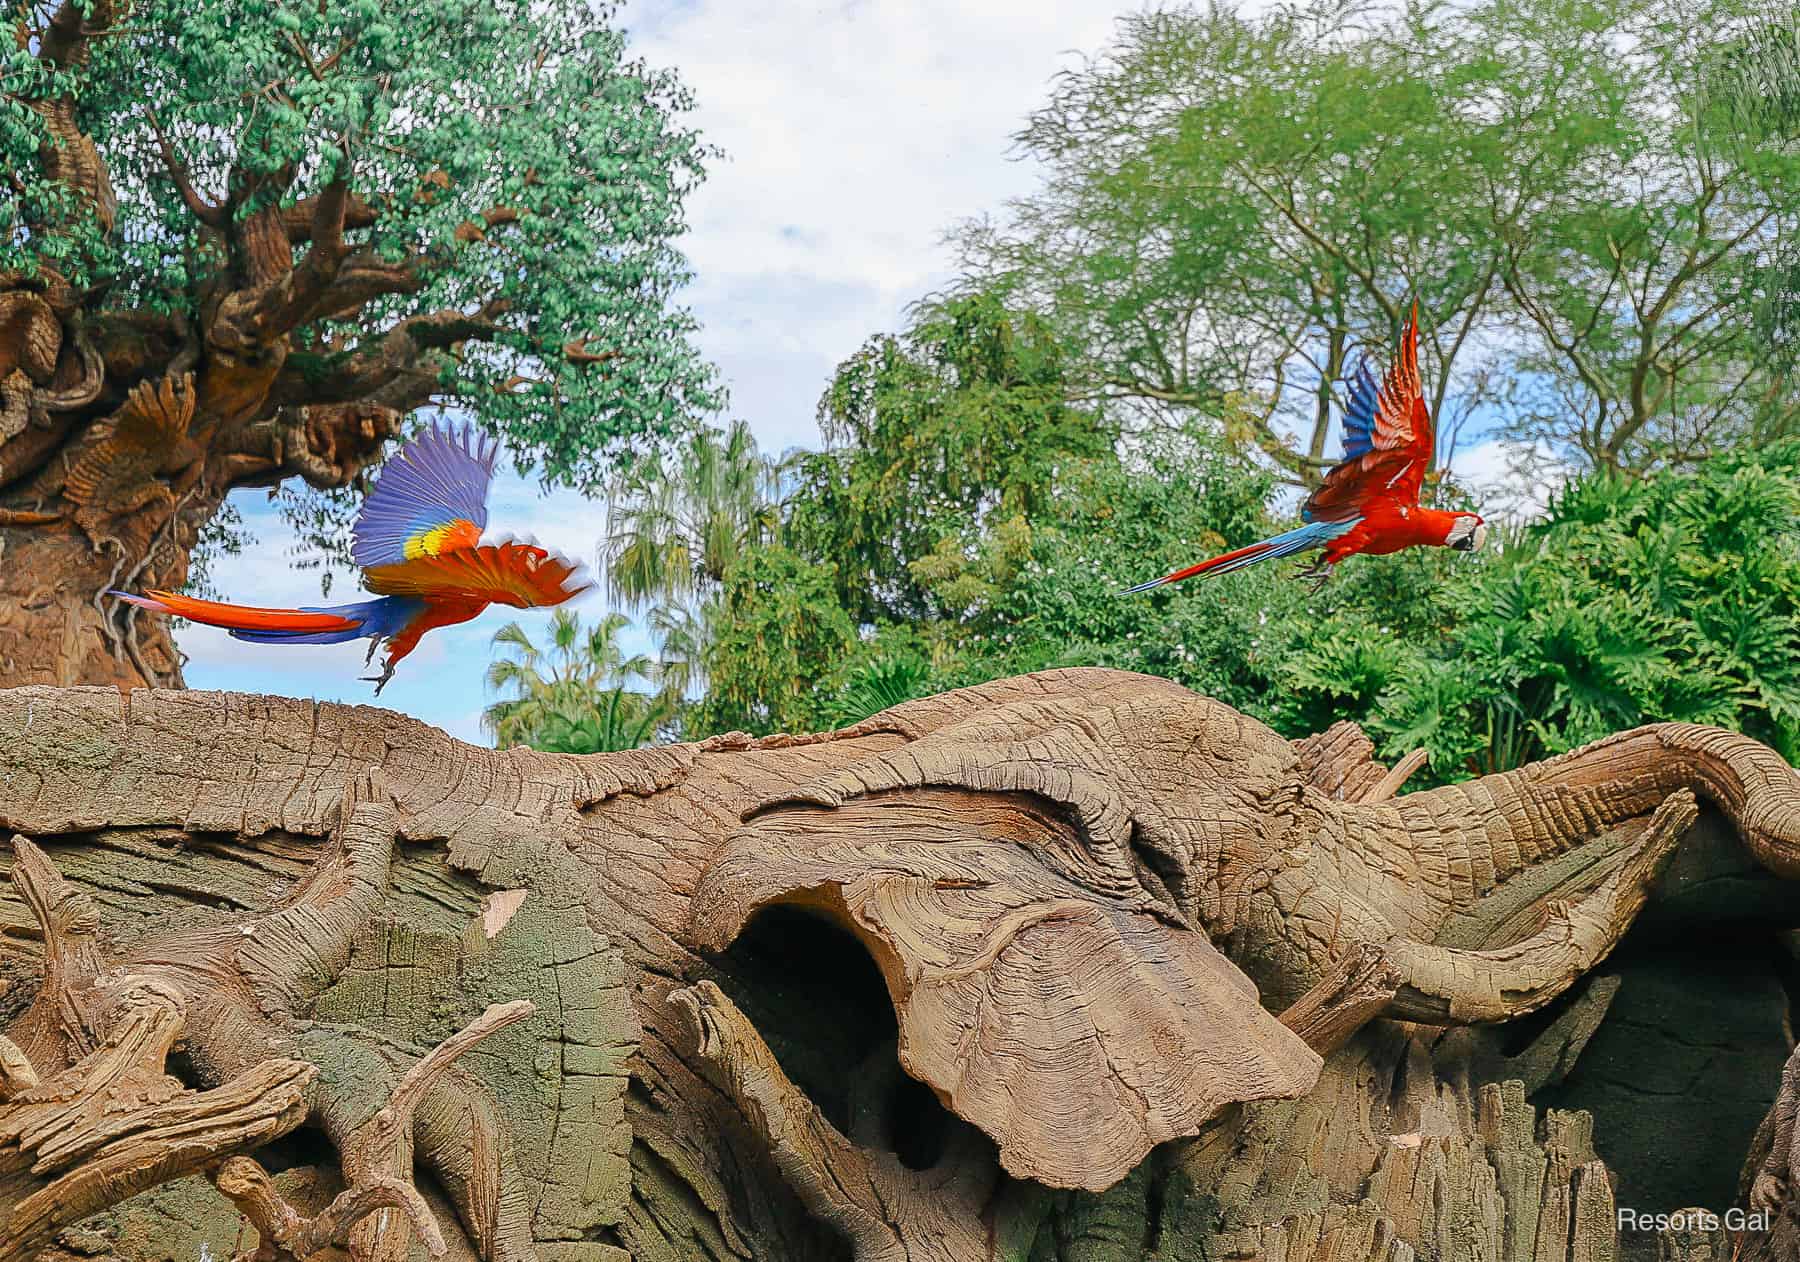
[1340,359,1381,461]
[351,422,499,569]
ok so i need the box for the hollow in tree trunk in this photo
[1,669,1798,1261]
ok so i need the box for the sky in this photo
[181,0,1532,744]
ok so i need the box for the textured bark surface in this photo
[0,3,603,690]
[0,668,1796,1261]
[0,263,401,689]
[0,523,187,691]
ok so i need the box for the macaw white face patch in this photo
[1447,515,1487,552]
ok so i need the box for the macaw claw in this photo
[1294,557,1335,594]
[111,423,590,694]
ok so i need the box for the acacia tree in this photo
[1693,7,1800,370]
[0,0,715,688]
[957,2,1516,485]
[959,0,1800,483]
[1490,0,1800,470]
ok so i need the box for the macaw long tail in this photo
[1122,520,1354,593]
[108,589,370,644]
[226,625,374,646]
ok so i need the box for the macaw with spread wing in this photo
[1125,300,1486,595]
[111,422,590,694]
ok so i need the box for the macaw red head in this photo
[1445,512,1487,552]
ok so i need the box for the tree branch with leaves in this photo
[0,0,717,688]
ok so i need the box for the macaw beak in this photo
[1448,519,1488,552]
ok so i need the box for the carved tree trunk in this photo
[4,2,666,690]
[0,669,1796,1262]
[0,260,405,691]
[0,515,194,689]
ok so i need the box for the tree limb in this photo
[36,0,114,69]
[145,109,227,230]
[212,1156,445,1262]
[334,1001,535,1262]
[0,840,318,1262]
[1276,940,1402,1056]
[231,172,358,341]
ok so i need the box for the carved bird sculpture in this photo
[1125,300,1487,595]
[112,422,589,694]
[65,374,205,548]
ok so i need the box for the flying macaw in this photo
[1125,300,1487,595]
[111,422,590,694]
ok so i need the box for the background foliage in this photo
[483,609,671,753]
[675,386,1800,785]
[399,0,1800,777]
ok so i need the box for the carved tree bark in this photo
[1,2,690,689]
[0,669,1796,1262]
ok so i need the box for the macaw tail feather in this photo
[1121,519,1357,593]
[225,625,372,646]
[107,590,396,645]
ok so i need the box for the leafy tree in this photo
[526,694,667,757]
[1488,0,1800,470]
[0,0,715,688]
[954,2,1518,483]
[483,609,668,753]
[794,290,1115,622]
[695,544,857,736]
[901,420,1292,703]
[645,599,713,703]
[956,0,1800,480]
[602,418,794,706]
[604,419,793,607]
[671,292,1117,734]
[1697,7,1800,365]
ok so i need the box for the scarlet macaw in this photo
[111,422,590,694]
[1125,301,1486,595]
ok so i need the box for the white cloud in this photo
[626,0,1118,449]
[1452,437,1571,520]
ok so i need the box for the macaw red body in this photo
[1127,300,1486,594]
[111,423,589,693]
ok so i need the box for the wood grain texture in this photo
[0,669,1794,1260]
[0,842,315,1262]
